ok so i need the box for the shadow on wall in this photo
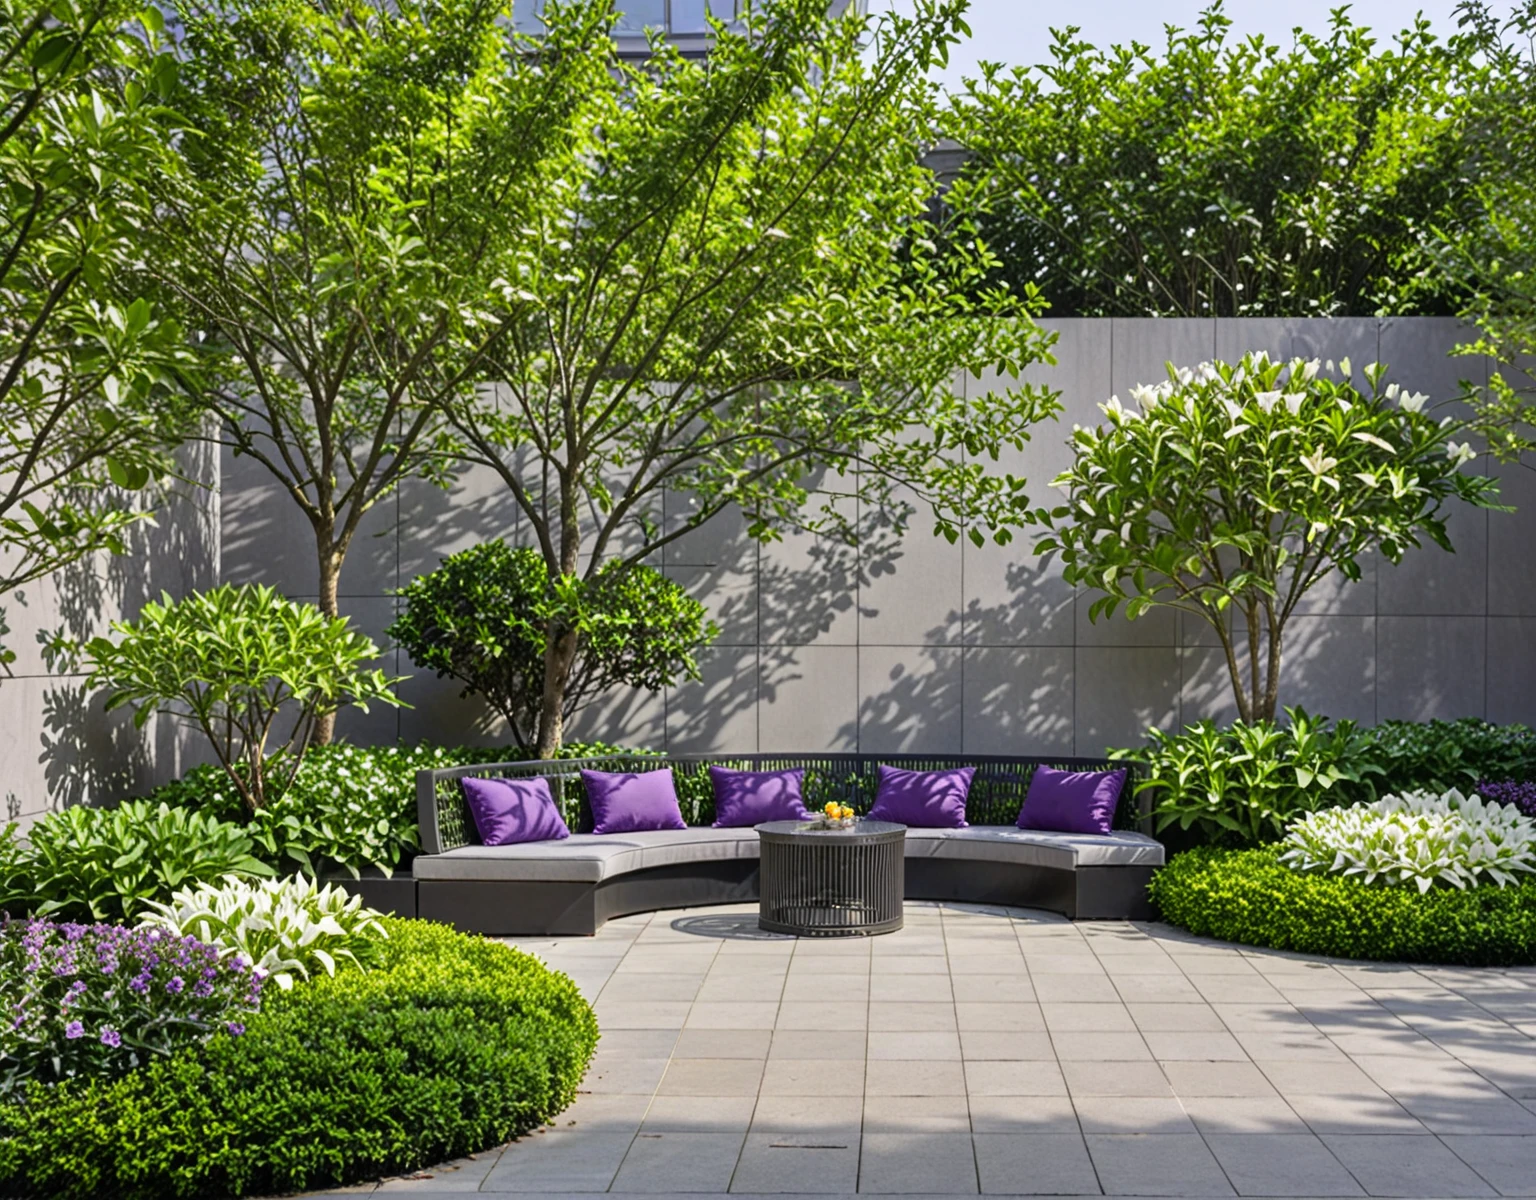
[841,559,1076,755]
[34,441,220,810]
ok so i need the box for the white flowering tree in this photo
[1029,352,1502,722]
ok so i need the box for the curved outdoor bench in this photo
[413,753,1164,935]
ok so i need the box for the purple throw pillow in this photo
[582,767,687,835]
[710,766,811,827]
[867,765,974,828]
[460,776,570,846]
[1017,766,1126,836]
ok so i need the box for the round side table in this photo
[756,819,906,937]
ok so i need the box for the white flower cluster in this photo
[1279,788,1536,892]
[141,874,389,991]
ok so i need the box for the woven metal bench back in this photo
[418,753,1141,854]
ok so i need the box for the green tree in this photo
[943,3,1481,317]
[390,540,715,750]
[1439,1,1536,462]
[1030,353,1502,723]
[142,0,610,740]
[446,0,1062,756]
[80,584,404,813]
[0,0,194,663]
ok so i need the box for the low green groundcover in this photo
[0,919,598,1199]
[1151,846,1536,966]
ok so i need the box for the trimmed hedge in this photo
[1150,846,1536,966]
[0,919,598,1199]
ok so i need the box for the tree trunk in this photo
[1212,613,1253,724]
[535,622,579,759]
[312,535,343,746]
[535,477,583,759]
[1258,613,1284,723]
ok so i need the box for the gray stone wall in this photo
[3,317,1530,821]
[0,442,221,825]
[265,316,1531,758]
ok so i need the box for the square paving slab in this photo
[302,902,1536,1198]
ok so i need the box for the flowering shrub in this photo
[141,875,388,991]
[0,917,263,1094]
[1280,788,1536,892]
[1476,780,1536,820]
[1030,352,1500,722]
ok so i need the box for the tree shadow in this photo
[34,440,220,810]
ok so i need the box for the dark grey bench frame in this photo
[413,752,1157,935]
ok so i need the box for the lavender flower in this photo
[226,1021,245,1036]
[0,915,265,1094]
[1477,780,1536,820]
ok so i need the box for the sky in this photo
[865,0,1469,91]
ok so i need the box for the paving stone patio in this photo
[318,902,1536,1198]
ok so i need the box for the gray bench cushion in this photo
[905,826,1164,870]
[412,827,762,883]
[411,824,1163,884]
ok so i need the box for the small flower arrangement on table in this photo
[809,801,857,830]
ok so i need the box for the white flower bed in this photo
[1279,788,1536,892]
[141,874,388,990]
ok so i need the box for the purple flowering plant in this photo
[1478,780,1536,820]
[0,915,264,1093]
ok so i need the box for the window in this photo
[514,1,741,37]
[613,0,666,33]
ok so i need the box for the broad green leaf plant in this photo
[79,585,404,812]
[12,801,273,922]
[1114,707,1381,845]
[448,0,1061,755]
[1031,352,1501,722]
[0,0,197,663]
[943,3,1483,317]
[390,541,716,751]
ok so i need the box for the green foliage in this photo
[80,585,405,813]
[446,0,1061,754]
[0,0,197,662]
[5,802,272,923]
[0,826,29,910]
[140,875,390,991]
[0,919,599,1199]
[147,740,640,875]
[391,541,717,750]
[1361,718,1536,796]
[1436,2,1536,460]
[1150,845,1536,965]
[1115,708,1379,845]
[143,0,613,671]
[944,4,1482,317]
[1031,352,1501,721]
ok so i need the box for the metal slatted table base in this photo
[756,819,906,937]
